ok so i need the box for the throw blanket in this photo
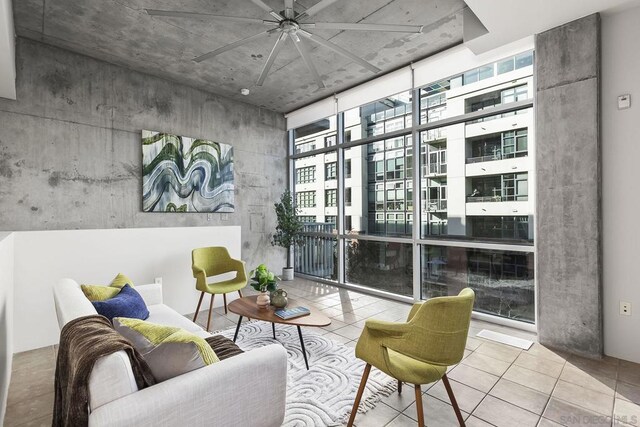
[205,335,244,360]
[53,315,156,427]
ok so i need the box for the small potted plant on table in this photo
[249,264,279,308]
[272,189,304,281]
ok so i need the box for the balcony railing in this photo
[466,151,528,164]
[427,163,447,175]
[426,200,447,212]
[467,195,528,203]
[295,234,336,280]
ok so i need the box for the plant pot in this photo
[281,267,294,281]
[256,291,270,309]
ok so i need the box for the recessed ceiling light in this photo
[240,88,250,96]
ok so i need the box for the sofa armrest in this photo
[135,283,163,306]
[88,344,288,427]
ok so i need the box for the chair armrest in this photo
[407,302,423,322]
[88,344,288,427]
[230,259,247,282]
[365,319,411,336]
[135,283,163,306]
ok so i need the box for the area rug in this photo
[218,321,397,426]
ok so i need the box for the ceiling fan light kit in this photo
[145,0,423,90]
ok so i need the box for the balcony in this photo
[295,234,336,280]
[467,151,528,164]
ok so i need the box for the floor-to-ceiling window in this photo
[290,50,536,325]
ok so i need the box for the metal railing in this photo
[295,234,336,279]
[467,195,528,203]
[426,200,447,211]
[466,151,528,164]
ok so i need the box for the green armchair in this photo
[191,247,248,331]
[348,288,475,427]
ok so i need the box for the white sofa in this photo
[53,279,288,427]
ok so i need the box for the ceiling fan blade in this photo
[299,31,380,74]
[145,9,278,25]
[257,32,287,86]
[250,0,284,21]
[284,0,295,19]
[296,0,339,20]
[290,34,325,89]
[193,29,275,63]
[302,22,423,33]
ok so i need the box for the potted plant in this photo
[249,264,279,308]
[272,189,304,281]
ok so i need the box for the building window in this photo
[325,135,337,147]
[345,159,352,179]
[325,189,337,207]
[297,191,316,207]
[325,162,337,180]
[345,188,352,206]
[467,128,528,163]
[295,166,316,184]
[325,215,337,224]
[298,215,317,223]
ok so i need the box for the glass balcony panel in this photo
[345,239,413,297]
[421,245,534,323]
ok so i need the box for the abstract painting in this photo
[142,130,234,213]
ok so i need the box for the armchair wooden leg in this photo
[442,374,465,426]
[415,384,424,427]
[206,294,215,332]
[193,292,205,322]
[347,363,371,427]
[398,380,403,394]
[223,293,228,314]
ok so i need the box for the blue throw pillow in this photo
[92,284,149,321]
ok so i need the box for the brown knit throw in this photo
[53,315,156,427]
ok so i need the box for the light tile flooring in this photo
[5,277,640,426]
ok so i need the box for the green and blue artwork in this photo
[142,130,234,213]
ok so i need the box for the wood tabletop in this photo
[228,295,331,327]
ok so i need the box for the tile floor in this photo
[4,277,640,426]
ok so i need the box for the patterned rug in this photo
[218,321,397,426]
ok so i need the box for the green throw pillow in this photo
[113,317,219,382]
[81,273,135,302]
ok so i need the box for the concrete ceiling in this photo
[12,0,465,113]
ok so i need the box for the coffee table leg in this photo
[233,315,243,342]
[297,325,309,370]
[272,322,276,339]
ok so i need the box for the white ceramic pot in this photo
[256,291,270,309]
[282,267,294,281]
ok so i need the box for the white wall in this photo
[0,232,14,424]
[0,0,15,99]
[602,5,640,363]
[11,226,241,353]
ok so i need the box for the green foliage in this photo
[272,190,304,268]
[249,264,279,292]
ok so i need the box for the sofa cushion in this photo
[92,285,149,321]
[81,273,135,302]
[146,304,205,334]
[113,318,219,382]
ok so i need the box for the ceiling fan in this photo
[146,0,424,89]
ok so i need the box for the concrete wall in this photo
[602,5,640,364]
[0,37,287,271]
[0,232,14,425]
[535,14,602,358]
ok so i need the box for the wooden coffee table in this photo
[228,295,331,370]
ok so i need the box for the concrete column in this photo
[535,14,602,358]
